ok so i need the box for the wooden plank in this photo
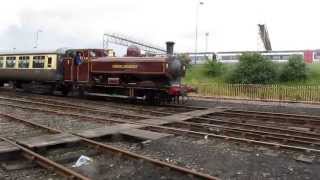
[75,124,143,138]
[0,141,19,154]
[18,133,81,148]
[178,108,227,117]
[137,109,228,126]
[161,114,190,121]
[137,119,173,125]
[120,129,173,140]
[160,108,227,122]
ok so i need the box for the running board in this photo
[85,92,146,100]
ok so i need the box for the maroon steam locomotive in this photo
[0,42,194,103]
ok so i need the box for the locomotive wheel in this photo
[49,85,57,95]
[180,94,189,104]
[62,88,69,96]
[78,86,87,98]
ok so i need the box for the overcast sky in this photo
[0,0,319,53]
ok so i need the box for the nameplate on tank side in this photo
[112,64,138,69]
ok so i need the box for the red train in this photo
[0,42,195,103]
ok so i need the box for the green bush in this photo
[228,53,277,84]
[280,55,307,82]
[205,59,224,77]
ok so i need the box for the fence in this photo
[190,83,320,102]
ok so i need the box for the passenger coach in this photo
[0,50,63,83]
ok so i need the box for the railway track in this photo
[0,113,219,180]
[0,136,89,180]
[210,110,320,128]
[10,91,203,114]
[2,93,320,133]
[11,93,320,127]
[0,95,320,154]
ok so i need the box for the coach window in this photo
[33,56,45,68]
[272,55,281,60]
[314,52,320,59]
[47,57,52,68]
[282,55,289,60]
[0,57,3,68]
[221,56,231,60]
[6,56,16,68]
[18,56,30,68]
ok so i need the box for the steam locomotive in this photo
[0,42,194,103]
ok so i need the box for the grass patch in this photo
[183,64,236,84]
[183,63,320,85]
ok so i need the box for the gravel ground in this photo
[0,99,146,121]
[0,91,193,116]
[124,136,320,180]
[38,141,200,180]
[0,167,62,180]
[0,115,50,139]
[0,105,127,132]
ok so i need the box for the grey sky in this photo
[0,0,319,53]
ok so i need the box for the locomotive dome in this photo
[127,45,141,57]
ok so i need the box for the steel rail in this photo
[230,109,320,119]
[0,136,90,180]
[20,95,174,116]
[21,94,320,117]
[167,122,320,148]
[0,113,219,180]
[215,111,320,125]
[189,117,320,139]
[1,102,320,154]
[0,96,154,119]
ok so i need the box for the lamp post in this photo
[194,0,204,64]
[205,32,209,52]
[33,30,42,49]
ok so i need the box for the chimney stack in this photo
[166,41,175,55]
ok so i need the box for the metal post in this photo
[194,1,204,64]
[34,30,42,49]
[205,32,209,52]
[102,34,105,49]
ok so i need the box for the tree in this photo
[280,55,307,82]
[228,53,277,84]
[205,59,223,77]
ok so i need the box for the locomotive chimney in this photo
[166,41,175,55]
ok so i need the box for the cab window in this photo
[33,56,45,68]
[6,56,16,68]
[19,56,30,68]
[0,57,4,68]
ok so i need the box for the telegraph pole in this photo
[194,0,204,64]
